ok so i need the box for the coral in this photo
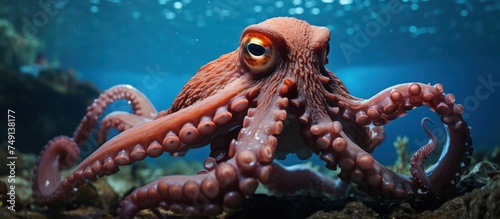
[392,135,410,175]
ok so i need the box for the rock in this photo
[226,194,345,219]
[463,174,500,219]
[52,206,114,219]
[71,180,120,211]
[308,202,379,219]
[383,203,418,219]
[458,161,499,194]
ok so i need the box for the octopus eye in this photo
[240,33,277,75]
[246,43,266,56]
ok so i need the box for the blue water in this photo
[28,0,500,165]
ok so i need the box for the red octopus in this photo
[33,17,472,218]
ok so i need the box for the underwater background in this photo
[1,0,500,218]
[1,0,498,166]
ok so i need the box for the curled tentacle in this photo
[73,85,157,145]
[97,111,151,144]
[335,83,472,196]
[410,118,437,192]
[33,85,158,204]
[32,136,79,204]
[32,79,252,205]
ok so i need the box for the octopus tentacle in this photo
[118,152,275,218]
[155,109,172,118]
[119,124,280,218]
[364,126,385,152]
[264,162,348,197]
[73,84,157,145]
[410,118,437,191]
[340,121,385,153]
[32,136,79,204]
[337,83,472,196]
[320,129,416,198]
[96,111,151,144]
[32,79,252,205]
[209,127,242,163]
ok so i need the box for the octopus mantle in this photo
[32,17,472,218]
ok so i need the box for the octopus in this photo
[33,17,472,218]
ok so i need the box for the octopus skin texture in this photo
[32,17,473,218]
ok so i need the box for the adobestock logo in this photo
[207,0,243,21]
[339,0,404,64]
[10,0,69,53]
[461,74,499,119]
[412,74,498,148]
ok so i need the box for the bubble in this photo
[275,1,284,8]
[322,0,334,3]
[411,3,419,10]
[254,5,262,13]
[219,9,230,17]
[460,9,469,17]
[132,11,140,18]
[409,25,417,33]
[158,0,168,5]
[311,8,320,15]
[339,0,353,5]
[305,1,316,8]
[173,2,182,9]
[164,10,176,19]
[346,28,354,35]
[90,5,99,13]
[295,7,304,14]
